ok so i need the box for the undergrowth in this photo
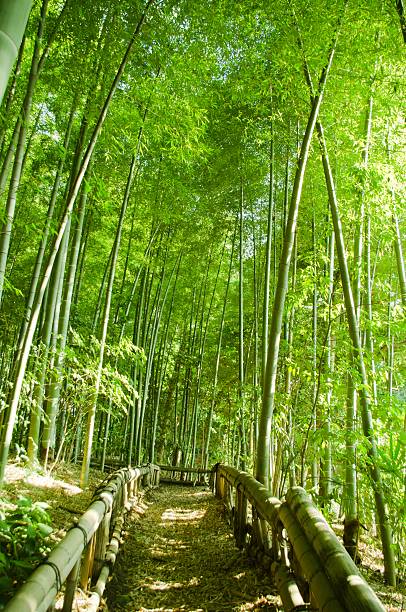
[0,497,53,607]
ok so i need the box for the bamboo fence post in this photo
[259,517,271,552]
[272,562,307,611]
[209,465,215,491]
[272,517,283,564]
[62,558,80,612]
[123,475,128,508]
[225,480,234,520]
[250,506,263,555]
[219,474,224,499]
[92,504,112,580]
[79,535,96,591]
[87,515,125,612]
[234,486,248,549]
[109,485,121,532]
[142,470,150,488]
[215,469,221,498]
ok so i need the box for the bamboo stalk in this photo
[0,0,32,104]
[92,505,112,579]
[79,536,96,591]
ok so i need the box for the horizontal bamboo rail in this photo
[214,464,385,612]
[4,463,160,612]
[158,464,214,486]
[158,464,212,474]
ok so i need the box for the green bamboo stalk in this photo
[0,0,32,104]
[0,34,25,154]
[317,120,397,585]
[262,120,274,387]
[239,183,247,469]
[256,27,339,489]
[81,154,137,487]
[0,0,49,305]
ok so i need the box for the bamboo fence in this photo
[214,464,385,612]
[4,463,160,612]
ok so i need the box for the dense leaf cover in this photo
[0,0,404,583]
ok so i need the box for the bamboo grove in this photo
[0,0,404,586]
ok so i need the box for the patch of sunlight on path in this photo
[104,485,281,612]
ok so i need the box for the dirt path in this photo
[105,486,281,612]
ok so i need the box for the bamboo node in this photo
[68,522,88,548]
[38,559,62,592]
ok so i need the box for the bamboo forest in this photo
[0,0,405,610]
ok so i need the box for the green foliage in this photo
[64,332,144,418]
[0,498,53,605]
[0,0,404,576]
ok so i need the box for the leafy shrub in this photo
[0,497,53,606]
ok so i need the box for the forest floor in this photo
[104,485,282,612]
[1,462,405,611]
[1,461,106,540]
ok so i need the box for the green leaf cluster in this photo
[0,498,52,605]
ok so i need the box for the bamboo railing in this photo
[214,464,385,612]
[158,464,213,486]
[4,463,160,612]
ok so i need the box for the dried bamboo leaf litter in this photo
[104,486,282,612]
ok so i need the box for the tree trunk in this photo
[80,154,137,487]
[319,229,335,500]
[0,0,32,104]
[256,30,339,488]
[41,222,71,466]
[395,0,406,43]
[44,181,90,459]
[203,226,236,469]
[149,261,178,464]
[319,121,397,585]
[27,222,69,464]
[262,122,274,387]
[239,184,247,469]
[310,211,319,489]
[296,26,397,580]
[15,97,77,358]
[0,34,25,154]
[0,0,49,305]
[343,93,372,558]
